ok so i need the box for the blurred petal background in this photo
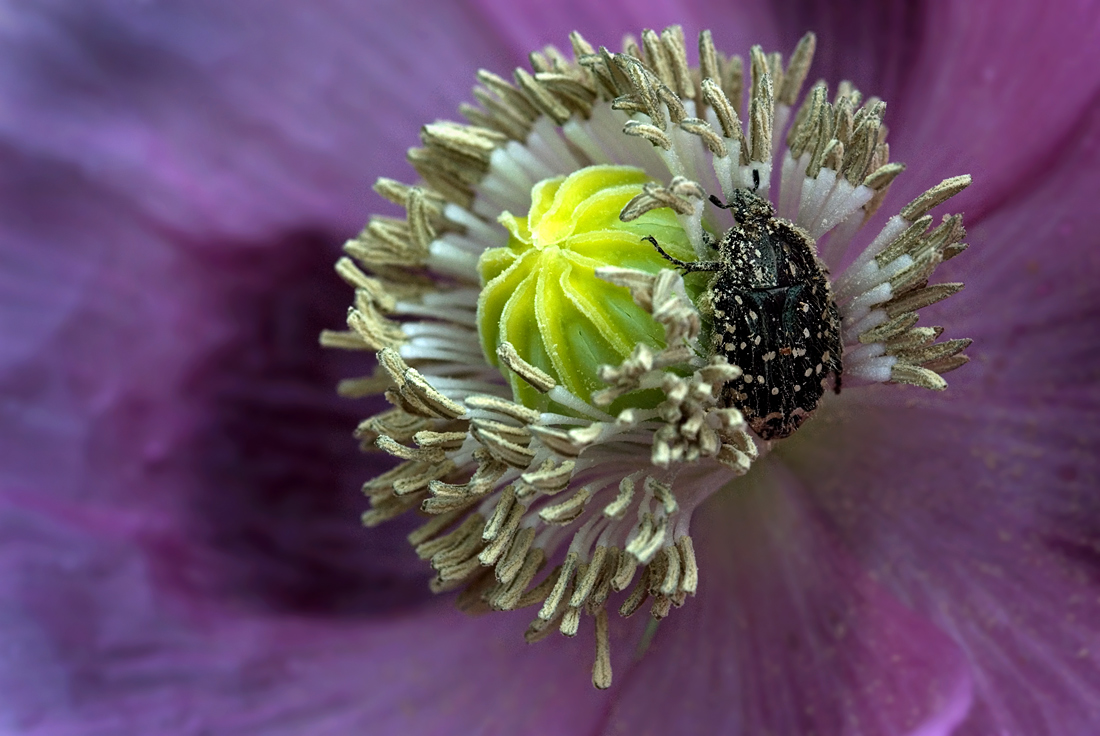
[1,1,1099,734]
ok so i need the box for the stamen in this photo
[592,608,613,689]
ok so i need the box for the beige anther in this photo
[891,362,948,390]
[893,338,972,367]
[619,567,651,617]
[497,342,556,392]
[859,312,919,344]
[877,216,933,266]
[777,33,816,106]
[539,551,578,621]
[392,462,455,497]
[884,326,942,353]
[521,460,576,494]
[413,430,468,451]
[747,45,774,163]
[676,537,698,595]
[538,486,592,525]
[567,547,607,609]
[464,394,541,424]
[481,486,516,542]
[375,434,445,462]
[698,29,721,86]
[407,508,466,547]
[346,308,406,352]
[611,53,664,126]
[492,547,546,610]
[900,175,972,221]
[884,283,964,318]
[592,609,613,689]
[496,527,536,585]
[417,514,483,561]
[560,605,581,637]
[623,120,672,150]
[603,476,636,520]
[513,67,572,124]
[680,117,727,156]
[514,560,562,609]
[528,425,587,457]
[701,77,744,144]
[479,501,525,565]
[659,544,682,596]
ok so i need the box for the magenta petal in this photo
[0,0,519,238]
[0,149,106,370]
[0,497,614,735]
[890,94,1100,414]
[4,1,1099,733]
[605,468,973,735]
[929,99,1100,357]
[0,150,430,611]
[466,0,783,67]
[779,100,1100,731]
[884,1,1100,218]
[789,391,1100,734]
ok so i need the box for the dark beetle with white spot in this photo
[645,174,842,440]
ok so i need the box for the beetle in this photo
[643,175,842,440]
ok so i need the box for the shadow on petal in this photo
[181,231,432,618]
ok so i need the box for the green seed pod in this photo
[477,165,696,412]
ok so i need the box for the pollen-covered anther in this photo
[496,342,556,392]
[377,347,467,420]
[651,359,749,468]
[620,177,706,220]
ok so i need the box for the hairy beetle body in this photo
[647,187,842,440]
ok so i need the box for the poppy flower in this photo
[2,1,1098,734]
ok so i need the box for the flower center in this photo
[322,24,973,691]
[478,164,698,413]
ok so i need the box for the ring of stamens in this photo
[323,25,972,689]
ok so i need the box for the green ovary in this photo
[477,165,698,413]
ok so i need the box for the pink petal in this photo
[604,467,973,735]
[0,497,614,735]
[0,105,430,604]
[0,0,519,238]
[0,204,429,604]
[882,1,1100,219]
[779,98,1100,734]
[789,394,1100,734]
[0,149,108,370]
[467,0,783,66]
[4,1,1100,734]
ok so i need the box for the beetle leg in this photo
[642,236,720,273]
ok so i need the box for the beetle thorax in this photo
[721,229,777,289]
